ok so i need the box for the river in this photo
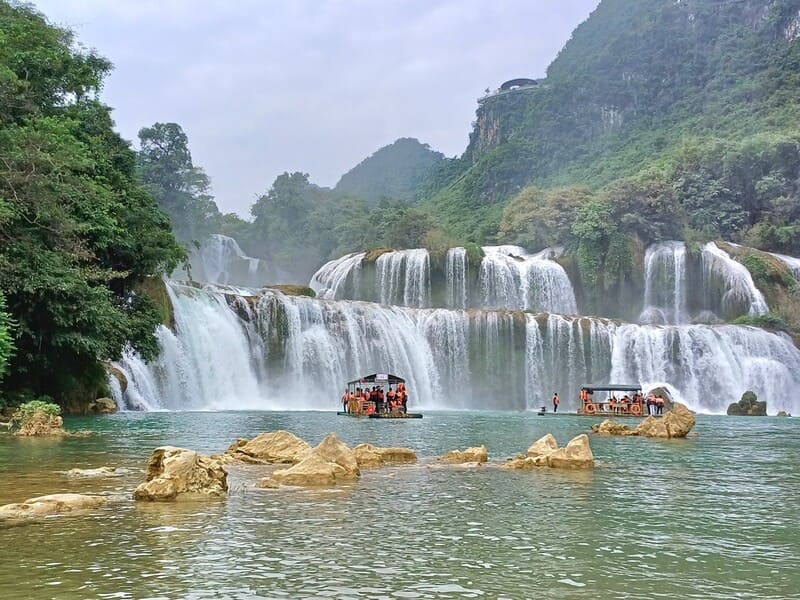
[1,411,797,598]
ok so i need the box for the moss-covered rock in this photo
[264,285,316,298]
[363,248,393,264]
[727,390,767,416]
[134,276,174,329]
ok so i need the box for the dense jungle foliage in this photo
[0,2,183,406]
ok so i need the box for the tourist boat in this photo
[337,373,423,419]
[577,384,648,417]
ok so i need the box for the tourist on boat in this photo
[655,394,665,415]
[387,386,396,410]
[552,392,560,413]
[342,388,349,413]
[377,387,385,412]
[646,394,655,415]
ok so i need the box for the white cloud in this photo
[33,0,599,216]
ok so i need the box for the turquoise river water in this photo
[0,412,798,599]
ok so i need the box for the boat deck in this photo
[337,411,422,419]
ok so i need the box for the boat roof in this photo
[581,384,642,392]
[347,373,405,385]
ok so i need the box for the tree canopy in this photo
[0,1,183,404]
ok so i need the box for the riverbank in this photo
[0,411,797,598]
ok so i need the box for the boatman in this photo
[552,392,560,413]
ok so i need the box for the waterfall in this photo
[375,249,431,307]
[701,242,768,318]
[309,252,365,299]
[770,251,800,279]
[174,234,271,288]
[640,241,688,324]
[479,246,578,313]
[610,324,800,414]
[445,247,468,309]
[112,281,800,415]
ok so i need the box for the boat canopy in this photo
[347,373,405,386]
[580,384,642,392]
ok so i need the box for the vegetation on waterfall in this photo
[0,2,183,407]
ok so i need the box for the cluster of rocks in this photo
[591,403,696,438]
[14,412,66,437]
[503,434,594,469]
[726,391,767,416]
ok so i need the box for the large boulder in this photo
[0,493,107,524]
[270,433,360,487]
[225,430,310,464]
[546,434,594,469]
[727,391,767,416]
[352,444,417,468]
[88,397,118,414]
[504,434,594,469]
[527,434,558,457]
[133,446,228,501]
[438,445,488,464]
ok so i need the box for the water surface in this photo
[1,412,797,599]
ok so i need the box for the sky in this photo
[33,0,600,216]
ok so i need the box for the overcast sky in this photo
[33,0,600,216]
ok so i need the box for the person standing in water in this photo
[552,392,560,413]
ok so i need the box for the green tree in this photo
[0,291,13,382]
[0,2,183,404]
[137,122,220,242]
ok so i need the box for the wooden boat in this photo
[576,384,653,417]
[337,373,422,419]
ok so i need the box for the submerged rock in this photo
[505,434,594,469]
[726,391,767,416]
[438,445,488,464]
[269,433,360,487]
[352,444,417,468]
[133,446,228,501]
[225,430,310,464]
[777,411,791,417]
[65,466,124,478]
[592,402,696,439]
[0,493,107,524]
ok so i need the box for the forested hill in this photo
[425,0,800,245]
[334,138,445,204]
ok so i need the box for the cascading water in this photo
[375,249,431,307]
[479,246,578,314]
[173,234,271,288]
[111,281,800,414]
[309,252,366,300]
[445,247,468,309]
[701,242,768,318]
[640,241,689,325]
[770,251,800,279]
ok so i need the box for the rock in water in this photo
[352,444,417,468]
[527,434,558,456]
[65,466,121,478]
[438,446,488,464]
[225,430,310,464]
[726,391,767,416]
[15,413,65,436]
[88,397,117,414]
[546,434,594,469]
[505,434,594,469]
[591,419,633,435]
[595,403,696,439]
[133,446,228,501]
[0,494,107,524]
[270,433,360,487]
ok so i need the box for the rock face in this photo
[225,430,310,464]
[0,493,107,523]
[727,391,767,416]
[592,402,696,438]
[438,445,488,464]
[133,446,228,501]
[505,434,594,470]
[352,444,417,468]
[88,397,117,414]
[15,413,65,436]
[270,433,360,487]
